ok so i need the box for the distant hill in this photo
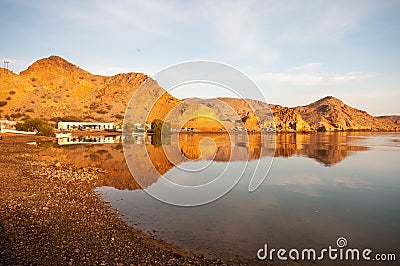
[378,115,400,125]
[0,56,398,132]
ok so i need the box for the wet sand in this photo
[0,134,222,265]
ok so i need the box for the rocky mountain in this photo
[202,97,398,132]
[295,96,397,131]
[0,55,178,123]
[0,56,397,132]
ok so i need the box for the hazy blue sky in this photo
[1,0,399,115]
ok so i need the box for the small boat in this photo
[56,133,72,138]
[2,129,37,135]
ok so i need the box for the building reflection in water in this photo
[57,135,122,145]
[45,132,369,191]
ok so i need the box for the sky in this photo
[0,0,399,115]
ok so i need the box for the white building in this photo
[0,120,17,131]
[58,121,115,131]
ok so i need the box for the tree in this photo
[15,118,55,136]
[151,134,162,147]
[151,119,170,135]
[151,119,163,134]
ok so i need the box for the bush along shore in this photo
[0,134,223,265]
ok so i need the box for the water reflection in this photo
[57,135,122,145]
[97,132,400,263]
[42,132,371,191]
[273,133,369,166]
[40,132,400,263]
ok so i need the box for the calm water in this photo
[46,132,400,264]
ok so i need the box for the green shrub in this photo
[0,101,7,107]
[15,118,55,136]
[151,119,171,135]
[113,114,124,120]
[50,117,62,122]
[89,102,100,110]
[61,115,82,122]
[10,113,24,119]
[151,119,163,134]
[96,109,108,114]
[151,134,162,147]
[9,91,16,95]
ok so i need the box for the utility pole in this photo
[4,60,10,73]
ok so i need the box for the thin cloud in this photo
[251,63,374,86]
[290,63,323,73]
[252,72,326,86]
[334,72,375,82]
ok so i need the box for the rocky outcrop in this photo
[242,111,260,131]
[270,105,312,132]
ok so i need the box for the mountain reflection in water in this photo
[42,132,400,263]
[41,132,369,190]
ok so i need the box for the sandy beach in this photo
[0,134,222,265]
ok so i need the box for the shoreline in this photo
[0,134,222,265]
